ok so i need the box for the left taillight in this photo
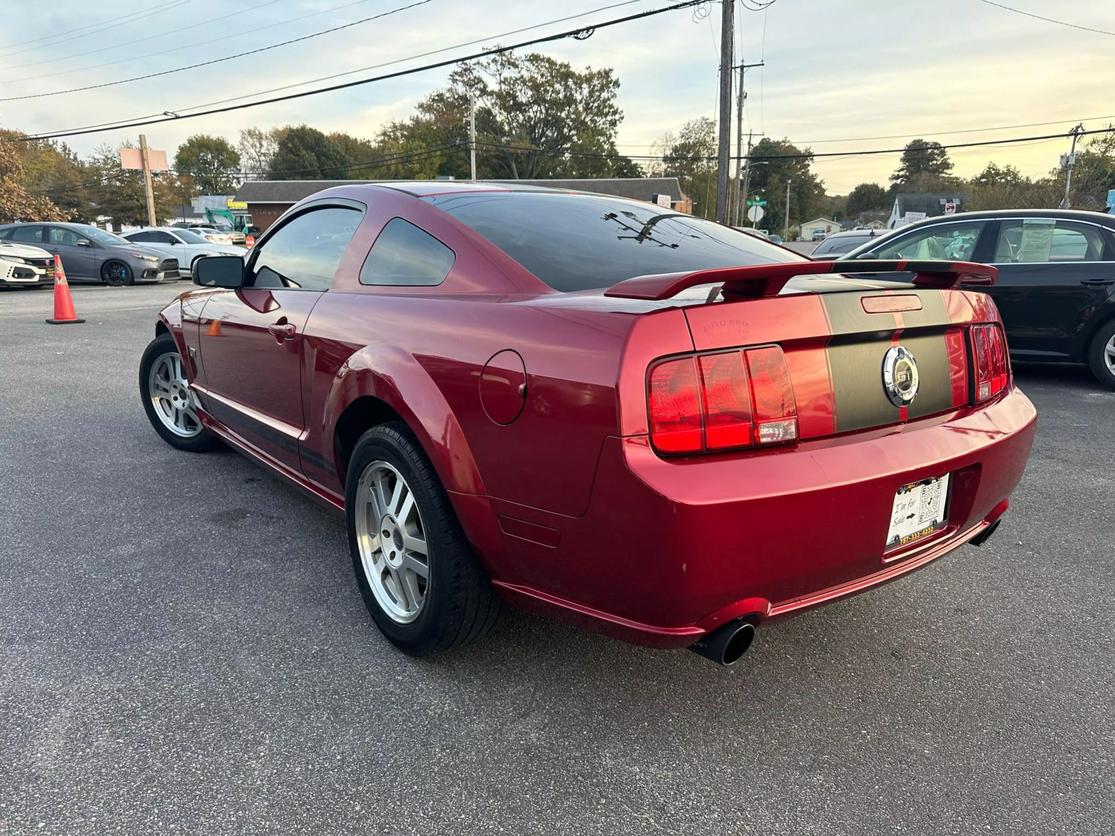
[648,346,798,456]
[971,323,1010,403]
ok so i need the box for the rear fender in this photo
[322,345,487,497]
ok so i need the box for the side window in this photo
[153,232,177,244]
[360,218,455,287]
[995,219,1106,263]
[249,207,362,291]
[128,231,153,242]
[11,225,43,244]
[874,222,985,261]
[48,227,83,246]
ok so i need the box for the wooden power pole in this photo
[714,0,734,224]
[139,134,158,228]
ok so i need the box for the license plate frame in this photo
[885,474,950,552]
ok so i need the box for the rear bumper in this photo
[487,386,1037,648]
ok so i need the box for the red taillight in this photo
[648,357,703,453]
[944,327,969,408]
[971,323,1010,403]
[648,347,798,455]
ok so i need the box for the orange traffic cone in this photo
[45,255,85,325]
[207,318,221,337]
[244,233,255,248]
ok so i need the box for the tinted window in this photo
[250,206,362,291]
[127,231,155,242]
[429,192,798,291]
[994,219,1107,263]
[872,222,985,261]
[174,229,208,244]
[360,218,455,286]
[812,235,872,256]
[9,225,43,243]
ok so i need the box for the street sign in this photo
[746,197,767,207]
[944,201,956,215]
[746,205,765,223]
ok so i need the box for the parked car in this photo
[140,183,1036,664]
[767,233,783,244]
[0,240,55,288]
[810,229,827,242]
[0,223,178,285]
[734,226,770,240]
[171,222,236,246]
[840,209,1115,389]
[122,227,243,279]
[811,228,890,258]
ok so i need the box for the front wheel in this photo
[101,259,133,286]
[139,333,219,451]
[1087,321,1115,391]
[346,423,500,655]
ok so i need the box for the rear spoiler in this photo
[603,259,997,301]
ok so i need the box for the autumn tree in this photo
[174,134,241,194]
[655,117,717,218]
[0,136,66,223]
[238,127,285,179]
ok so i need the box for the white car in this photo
[0,240,55,288]
[123,227,243,279]
[171,223,237,246]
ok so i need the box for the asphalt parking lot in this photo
[1,284,1112,835]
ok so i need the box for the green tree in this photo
[891,139,953,187]
[747,137,826,235]
[846,182,888,215]
[1060,127,1115,210]
[84,143,178,225]
[656,117,717,218]
[173,134,241,194]
[267,126,352,179]
[238,127,285,179]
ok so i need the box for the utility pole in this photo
[468,97,477,181]
[732,60,764,226]
[783,178,792,241]
[1059,123,1086,209]
[139,134,157,228]
[714,0,734,224]
[740,132,753,226]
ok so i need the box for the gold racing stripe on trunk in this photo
[821,290,954,433]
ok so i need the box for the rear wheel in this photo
[101,260,133,287]
[346,423,500,655]
[139,333,219,452]
[1086,321,1115,390]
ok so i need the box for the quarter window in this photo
[360,218,455,287]
[249,206,362,291]
[994,219,1107,263]
[873,222,986,261]
[10,225,43,244]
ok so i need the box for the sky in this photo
[1,0,1112,194]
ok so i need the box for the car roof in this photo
[823,229,878,239]
[888,208,1115,229]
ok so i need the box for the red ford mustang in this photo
[140,182,1037,665]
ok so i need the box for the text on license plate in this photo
[885,474,950,550]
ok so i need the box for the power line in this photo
[0,0,287,75]
[12,0,647,138]
[19,0,707,142]
[975,0,1115,38]
[0,1,192,59]
[0,1,434,102]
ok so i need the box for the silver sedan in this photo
[122,227,244,279]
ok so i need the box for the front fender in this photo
[321,344,487,497]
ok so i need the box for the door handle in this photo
[267,320,296,342]
[1080,278,1114,287]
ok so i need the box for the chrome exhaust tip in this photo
[690,620,756,666]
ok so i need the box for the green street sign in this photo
[746,198,767,207]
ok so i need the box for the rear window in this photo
[812,235,872,256]
[428,192,799,292]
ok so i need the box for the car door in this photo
[196,202,364,472]
[985,217,1115,359]
[43,226,97,279]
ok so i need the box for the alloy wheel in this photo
[1105,334,1115,376]
[147,352,201,438]
[354,460,430,624]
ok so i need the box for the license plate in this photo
[885,474,950,550]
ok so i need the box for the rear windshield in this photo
[812,235,872,256]
[428,191,801,292]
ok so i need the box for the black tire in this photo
[1086,320,1115,390]
[101,259,133,286]
[139,333,220,452]
[345,422,500,655]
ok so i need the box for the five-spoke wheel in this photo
[139,333,220,452]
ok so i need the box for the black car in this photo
[840,209,1115,389]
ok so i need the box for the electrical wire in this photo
[975,0,1115,38]
[0,1,191,58]
[11,0,648,138]
[0,1,434,101]
[17,0,707,141]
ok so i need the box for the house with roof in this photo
[798,217,841,241]
[887,193,969,229]
[236,177,692,232]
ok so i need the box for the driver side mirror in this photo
[76,239,91,247]
[193,254,246,288]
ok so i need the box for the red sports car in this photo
[140,183,1036,665]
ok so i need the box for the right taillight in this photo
[971,323,1010,403]
[648,347,798,455]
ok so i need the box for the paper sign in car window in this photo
[1016,219,1055,262]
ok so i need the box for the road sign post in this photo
[746,205,765,224]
